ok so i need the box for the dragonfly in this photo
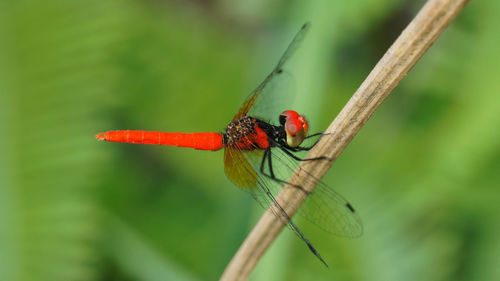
[96,23,362,266]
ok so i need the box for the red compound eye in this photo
[298,115,309,134]
[286,119,301,135]
[280,110,308,136]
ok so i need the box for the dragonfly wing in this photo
[263,147,364,237]
[224,145,329,265]
[223,146,259,191]
[224,146,290,225]
[224,139,362,238]
[232,23,310,121]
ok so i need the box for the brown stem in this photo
[220,0,469,280]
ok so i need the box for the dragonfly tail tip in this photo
[95,132,107,141]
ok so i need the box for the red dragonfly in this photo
[96,23,362,266]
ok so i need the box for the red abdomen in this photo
[96,130,223,151]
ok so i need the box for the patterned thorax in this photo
[223,116,270,150]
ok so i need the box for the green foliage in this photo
[0,0,498,281]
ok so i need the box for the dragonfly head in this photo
[279,110,309,147]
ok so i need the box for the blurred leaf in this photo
[0,0,137,280]
[104,215,201,281]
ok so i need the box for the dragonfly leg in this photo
[260,149,275,179]
[259,148,311,195]
[266,148,277,179]
[295,132,331,151]
[304,132,323,139]
[279,146,331,162]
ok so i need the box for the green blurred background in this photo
[1,0,499,280]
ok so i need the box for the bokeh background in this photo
[1,0,498,280]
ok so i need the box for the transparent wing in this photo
[232,23,310,122]
[223,145,329,265]
[224,146,299,230]
[263,147,364,237]
[224,141,362,238]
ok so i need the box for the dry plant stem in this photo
[220,0,469,280]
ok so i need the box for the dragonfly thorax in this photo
[224,117,255,145]
[223,116,271,150]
